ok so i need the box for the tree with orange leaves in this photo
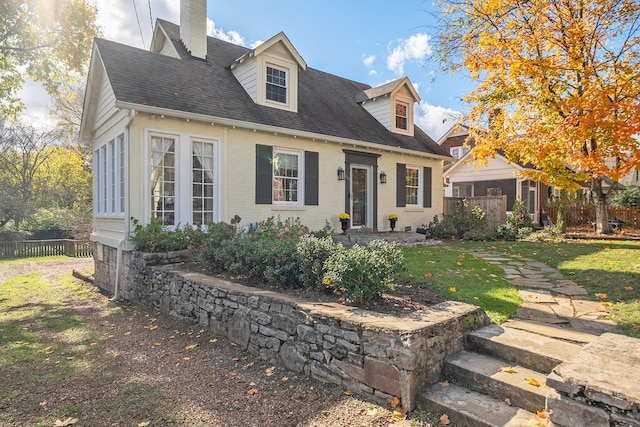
[436,0,640,233]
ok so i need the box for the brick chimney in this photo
[180,0,207,60]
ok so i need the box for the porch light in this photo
[379,172,387,184]
[337,167,345,181]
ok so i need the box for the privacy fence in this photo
[443,196,508,231]
[0,239,93,259]
[547,206,640,228]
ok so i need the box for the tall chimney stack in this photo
[180,0,207,60]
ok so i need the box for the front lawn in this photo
[404,240,640,337]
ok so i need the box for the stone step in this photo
[417,382,538,427]
[444,350,550,413]
[503,319,599,344]
[466,324,583,373]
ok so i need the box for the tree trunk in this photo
[592,180,611,234]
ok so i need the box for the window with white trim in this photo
[94,134,125,216]
[395,101,409,130]
[405,166,421,206]
[150,135,176,225]
[450,146,470,159]
[192,140,215,225]
[272,149,301,204]
[266,66,287,104]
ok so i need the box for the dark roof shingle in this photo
[96,19,448,157]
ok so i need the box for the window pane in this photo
[405,168,419,205]
[395,102,408,130]
[150,136,176,226]
[192,140,215,225]
[272,150,299,203]
[266,66,287,103]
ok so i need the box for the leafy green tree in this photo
[0,0,99,120]
[435,0,640,234]
[612,186,640,207]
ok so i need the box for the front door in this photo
[350,165,372,228]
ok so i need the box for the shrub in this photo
[612,186,640,207]
[524,226,566,242]
[419,200,490,240]
[130,217,193,252]
[297,235,338,289]
[322,240,404,304]
[495,223,517,241]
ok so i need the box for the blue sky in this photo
[20,0,476,140]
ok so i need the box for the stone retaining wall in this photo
[122,251,490,410]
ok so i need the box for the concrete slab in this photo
[569,318,619,335]
[572,299,607,317]
[503,320,598,344]
[518,290,556,303]
[552,333,640,409]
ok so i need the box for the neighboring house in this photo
[439,125,549,225]
[79,0,451,292]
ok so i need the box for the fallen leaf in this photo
[500,366,517,374]
[537,410,548,419]
[281,376,288,382]
[344,390,353,396]
[439,380,449,387]
[393,407,407,421]
[505,397,512,406]
[149,325,158,331]
[424,273,432,279]
[184,344,198,350]
[54,418,78,426]
[113,353,120,358]
[154,342,161,346]
[624,286,634,291]
[595,293,608,299]
[183,356,191,361]
[232,357,240,361]
[39,400,47,407]
[124,331,131,335]
[440,413,451,425]
[456,261,463,266]
[228,371,237,377]
[449,287,457,293]
[209,338,218,343]
[526,377,541,387]
[247,388,259,395]
[265,366,275,376]
[390,396,400,409]
[138,422,151,427]
[601,301,613,307]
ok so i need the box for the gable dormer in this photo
[358,77,420,137]
[150,21,180,58]
[230,32,307,113]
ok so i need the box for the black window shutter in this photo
[304,151,319,205]
[423,166,432,208]
[255,144,273,204]
[396,163,406,207]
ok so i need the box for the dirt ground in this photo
[0,258,441,427]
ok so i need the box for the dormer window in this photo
[395,102,409,131]
[266,66,287,104]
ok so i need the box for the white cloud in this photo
[16,80,56,129]
[362,54,375,68]
[387,33,433,76]
[415,102,462,142]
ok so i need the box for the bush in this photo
[524,226,566,242]
[612,186,640,207]
[419,200,491,240]
[297,235,338,289]
[322,240,404,304]
[130,217,195,252]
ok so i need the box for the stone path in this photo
[471,252,619,341]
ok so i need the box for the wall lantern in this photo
[379,172,387,184]
[337,167,345,181]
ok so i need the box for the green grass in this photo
[406,240,640,336]
[403,246,520,323]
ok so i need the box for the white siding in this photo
[362,97,392,130]
[93,69,117,131]
[159,38,179,58]
[232,56,258,102]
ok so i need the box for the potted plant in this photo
[388,214,398,232]
[338,212,350,234]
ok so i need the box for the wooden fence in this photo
[443,196,507,231]
[0,239,93,259]
[547,206,640,228]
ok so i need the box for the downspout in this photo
[112,109,136,301]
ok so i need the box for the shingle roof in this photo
[95,19,448,157]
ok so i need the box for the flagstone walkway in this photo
[470,252,620,343]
